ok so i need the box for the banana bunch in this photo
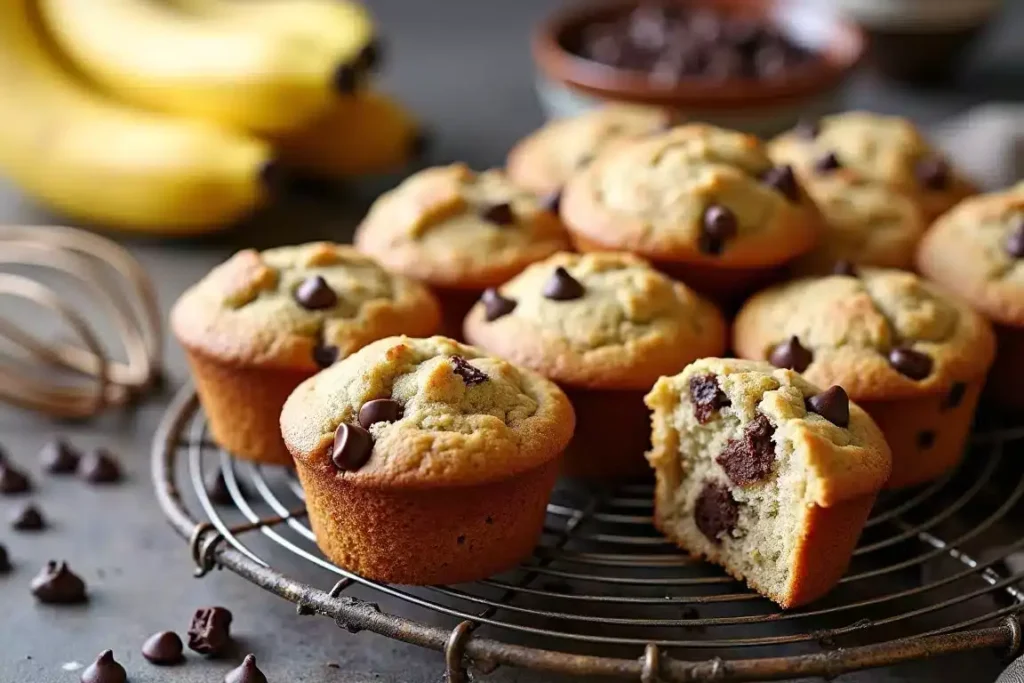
[0,0,421,235]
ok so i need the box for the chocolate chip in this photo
[0,463,31,495]
[717,414,776,485]
[917,430,936,449]
[795,118,820,140]
[805,386,850,427]
[450,355,489,386]
[832,260,858,277]
[815,151,841,173]
[1005,220,1024,258]
[356,38,383,72]
[312,343,339,369]
[358,399,402,429]
[226,654,269,683]
[205,469,247,506]
[80,650,127,683]
[915,157,949,190]
[694,481,738,543]
[888,347,933,380]
[409,128,430,158]
[944,381,967,410]
[542,266,585,300]
[699,204,737,255]
[187,606,233,657]
[769,336,813,372]
[78,449,122,484]
[480,202,515,226]
[294,275,337,310]
[762,165,799,202]
[142,631,184,666]
[30,560,87,604]
[481,288,517,321]
[332,63,359,94]
[11,503,45,531]
[331,423,373,471]
[688,373,730,424]
[39,438,79,474]
[541,189,562,214]
[0,543,9,573]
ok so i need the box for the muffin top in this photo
[354,164,571,289]
[560,124,821,267]
[171,243,440,370]
[280,336,575,487]
[506,104,672,197]
[917,184,1024,326]
[791,172,926,275]
[645,358,891,506]
[769,111,974,220]
[463,252,726,390]
[732,268,995,401]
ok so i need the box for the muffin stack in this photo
[172,106,1016,611]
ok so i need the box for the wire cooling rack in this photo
[152,385,1024,681]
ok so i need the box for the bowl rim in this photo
[532,0,866,109]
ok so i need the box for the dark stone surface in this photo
[0,0,1021,680]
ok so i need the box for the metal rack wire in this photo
[152,385,1024,681]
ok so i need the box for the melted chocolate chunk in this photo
[698,204,738,255]
[481,288,517,321]
[917,430,936,449]
[944,381,967,411]
[694,481,739,543]
[888,347,933,380]
[187,606,233,657]
[331,423,373,471]
[543,267,585,301]
[142,631,185,666]
[39,438,80,474]
[717,414,777,485]
[80,650,127,683]
[450,355,489,386]
[762,165,799,202]
[805,386,850,427]
[358,399,402,429]
[225,654,269,683]
[480,202,515,226]
[815,151,841,173]
[768,336,813,372]
[688,374,730,424]
[294,275,338,310]
[30,561,87,604]
[915,156,949,190]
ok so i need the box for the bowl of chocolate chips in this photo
[533,0,864,136]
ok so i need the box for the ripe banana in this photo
[0,0,270,233]
[38,0,344,134]
[272,92,423,178]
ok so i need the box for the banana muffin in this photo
[917,184,1024,410]
[646,358,890,608]
[354,163,571,337]
[770,111,975,222]
[733,268,995,488]
[280,336,575,584]
[560,123,821,303]
[506,104,672,198]
[172,243,441,465]
[464,251,726,478]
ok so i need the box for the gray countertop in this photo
[2,1,1023,681]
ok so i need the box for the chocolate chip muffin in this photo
[172,243,441,465]
[464,251,726,478]
[280,336,575,584]
[769,111,975,222]
[645,358,891,608]
[733,268,995,488]
[506,104,672,198]
[354,163,571,337]
[917,184,1024,410]
[559,123,821,303]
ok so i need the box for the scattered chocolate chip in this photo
[225,654,269,683]
[332,63,359,94]
[762,165,799,201]
[917,430,936,449]
[795,118,820,140]
[832,260,858,277]
[694,481,739,543]
[717,414,776,485]
[768,336,813,372]
[80,650,127,683]
[0,463,31,495]
[11,503,45,531]
[205,469,245,506]
[409,127,430,158]
[356,38,382,72]
[542,266,585,301]
[39,438,80,474]
[449,355,489,386]
[915,157,949,190]
[689,374,730,424]
[78,449,122,484]
[312,343,339,369]
[30,560,87,604]
[541,189,562,214]
[187,606,233,657]
[142,631,184,666]
[815,151,841,173]
[294,275,337,310]
[888,347,933,380]
[1005,221,1024,258]
[481,288,517,321]
[331,423,373,471]
[480,202,515,226]
[944,381,967,410]
[805,386,850,427]
[0,543,9,573]
[699,204,738,255]
[358,399,403,429]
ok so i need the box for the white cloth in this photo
[930,104,1024,190]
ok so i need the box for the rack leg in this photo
[445,620,475,682]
